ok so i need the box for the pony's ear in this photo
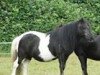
[78,18,85,23]
[59,24,63,27]
[77,18,86,27]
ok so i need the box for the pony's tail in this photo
[11,37,19,62]
[11,37,23,75]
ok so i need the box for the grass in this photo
[0,53,100,75]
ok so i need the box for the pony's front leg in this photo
[58,54,68,75]
[21,59,30,75]
[78,55,88,75]
[75,48,88,75]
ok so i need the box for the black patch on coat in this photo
[18,33,44,61]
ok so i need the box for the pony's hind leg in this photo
[11,56,24,75]
[11,57,19,75]
[21,58,30,75]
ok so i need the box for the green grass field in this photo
[0,53,100,75]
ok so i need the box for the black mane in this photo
[48,20,78,51]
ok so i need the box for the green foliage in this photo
[0,44,10,53]
[0,0,100,42]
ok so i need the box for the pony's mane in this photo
[59,21,78,50]
[48,20,79,51]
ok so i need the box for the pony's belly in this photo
[86,51,100,60]
[88,54,100,60]
[88,56,100,60]
[38,35,55,61]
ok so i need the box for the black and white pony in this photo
[75,35,100,75]
[11,18,93,75]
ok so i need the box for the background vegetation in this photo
[0,0,100,53]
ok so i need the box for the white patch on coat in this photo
[38,34,55,61]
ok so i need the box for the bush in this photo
[0,0,100,42]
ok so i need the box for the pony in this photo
[75,35,100,75]
[11,18,93,75]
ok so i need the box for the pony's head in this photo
[77,18,93,45]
